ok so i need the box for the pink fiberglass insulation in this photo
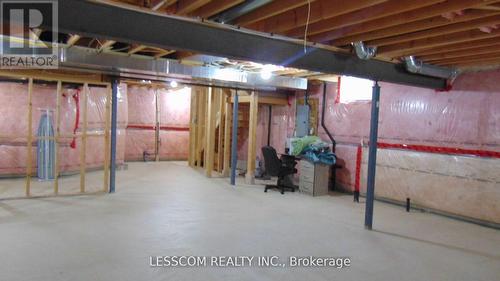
[294,70,500,223]
[125,86,191,161]
[0,82,128,176]
[237,95,295,163]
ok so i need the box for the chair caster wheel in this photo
[281,191,285,195]
[264,189,268,192]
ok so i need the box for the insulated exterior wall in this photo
[125,86,191,161]
[0,82,128,177]
[303,69,500,224]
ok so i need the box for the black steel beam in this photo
[52,0,446,89]
[364,82,381,230]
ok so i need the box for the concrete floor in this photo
[0,162,499,281]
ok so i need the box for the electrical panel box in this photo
[296,105,310,137]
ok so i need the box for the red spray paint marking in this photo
[377,142,500,159]
[354,145,362,192]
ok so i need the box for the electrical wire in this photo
[304,0,311,54]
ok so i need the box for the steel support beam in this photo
[109,78,118,193]
[364,82,380,230]
[230,90,239,185]
[52,0,446,90]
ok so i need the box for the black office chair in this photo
[261,146,298,194]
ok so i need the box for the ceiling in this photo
[94,0,500,73]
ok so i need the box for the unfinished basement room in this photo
[0,0,499,280]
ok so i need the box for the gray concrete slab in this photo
[0,162,499,281]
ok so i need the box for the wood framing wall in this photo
[0,71,111,199]
[189,87,288,183]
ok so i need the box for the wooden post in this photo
[188,87,197,167]
[54,81,62,194]
[204,87,215,177]
[217,88,225,172]
[103,85,111,192]
[79,83,89,193]
[245,91,259,184]
[195,87,205,168]
[25,78,33,197]
[222,90,232,177]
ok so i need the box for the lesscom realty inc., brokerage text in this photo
[150,256,351,268]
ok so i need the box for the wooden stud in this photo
[229,95,288,105]
[188,87,197,167]
[103,85,111,192]
[204,87,216,177]
[245,91,259,184]
[25,78,33,197]
[54,81,62,195]
[0,70,106,85]
[217,88,225,172]
[222,90,232,177]
[80,83,89,193]
[195,87,206,167]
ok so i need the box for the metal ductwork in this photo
[59,47,307,91]
[353,41,377,60]
[210,0,272,23]
[404,56,458,80]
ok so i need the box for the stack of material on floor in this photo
[291,136,336,165]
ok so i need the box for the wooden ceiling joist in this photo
[434,52,500,65]
[98,39,116,52]
[331,9,499,46]
[150,0,177,11]
[285,0,444,39]
[246,0,385,34]
[66,34,81,47]
[315,0,500,44]
[234,0,315,26]
[419,44,500,61]
[474,4,500,11]
[412,37,500,56]
[367,15,500,47]
[128,44,147,55]
[154,49,175,58]
[174,0,211,15]
[453,58,500,68]
[189,0,244,18]
[378,28,500,57]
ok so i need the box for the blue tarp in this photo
[292,136,336,165]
